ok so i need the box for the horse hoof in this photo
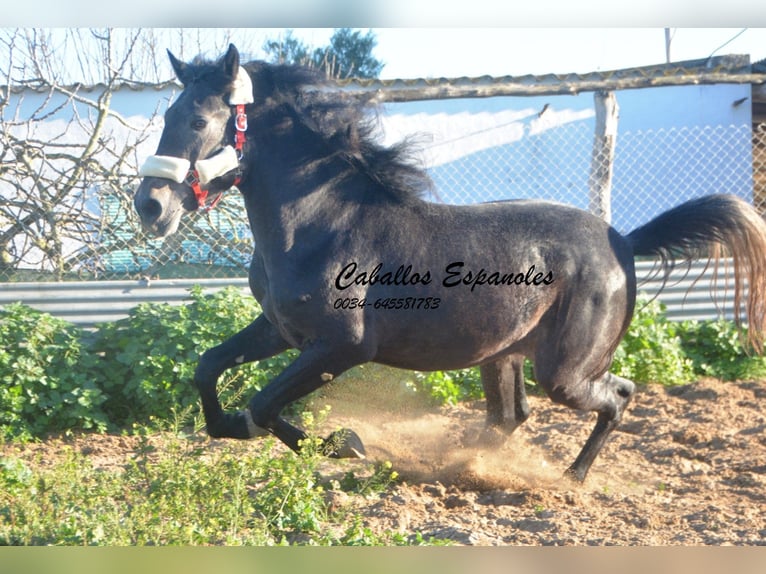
[323,428,366,459]
[563,466,587,484]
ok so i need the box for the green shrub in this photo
[678,319,766,381]
[0,303,108,439]
[611,298,695,385]
[412,298,701,404]
[2,285,762,440]
[410,368,485,406]
[90,286,296,428]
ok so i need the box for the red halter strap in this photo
[234,104,247,161]
[186,171,223,211]
[191,104,247,211]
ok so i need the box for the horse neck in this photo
[240,151,361,256]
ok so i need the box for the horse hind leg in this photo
[478,354,530,446]
[566,373,635,482]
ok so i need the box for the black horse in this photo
[134,45,766,482]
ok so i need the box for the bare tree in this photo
[0,29,273,280]
[0,29,169,279]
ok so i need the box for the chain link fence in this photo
[2,112,765,282]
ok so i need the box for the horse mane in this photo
[240,60,433,203]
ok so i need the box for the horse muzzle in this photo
[134,177,192,238]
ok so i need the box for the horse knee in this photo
[544,372,635,419]
[194,347,222,387]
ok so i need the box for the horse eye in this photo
[191,118,207,131]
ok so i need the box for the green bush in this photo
[2,285,763,438]
[610,298,695,386]
[411,299,699,405]
[0,303,108,439]
[677,319,766,381]
[90,286,296,428]
[410,368,485,406]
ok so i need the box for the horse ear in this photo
[223,44,240,81]
[167,50,190,85]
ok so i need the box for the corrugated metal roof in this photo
[0,259,747,328]
[336,54,755,89]
[6,54,764,99]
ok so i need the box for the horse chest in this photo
[255,286,313,346]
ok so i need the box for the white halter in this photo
[138,66,254,209]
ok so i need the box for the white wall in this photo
[377,83,754,232]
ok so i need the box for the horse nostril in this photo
[136,194,162,222]
[144,198,162,220]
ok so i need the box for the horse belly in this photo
[370,291,547,371]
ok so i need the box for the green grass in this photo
[0,427,436,546]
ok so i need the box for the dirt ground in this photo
[324,376,766,545]
[6,377,765,546]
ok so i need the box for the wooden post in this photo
[588,90,619,223]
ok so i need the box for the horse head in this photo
[134,44,251,238]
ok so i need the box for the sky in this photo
[8,27,766,85]
[282,28,766,79]
[8,0,766,81]
[146,27,766,81]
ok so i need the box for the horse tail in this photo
[626,194,766,353]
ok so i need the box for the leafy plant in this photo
[90,286,296,429]
[410,368,484,406]
[611,298,695,385]
[0,432,424,546]
[677,319,766,381]
[0,303,108,439]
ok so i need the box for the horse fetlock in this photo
[240,409,270,438]
[563,465,587,484]
[247,399,275,431]
[206,410,268,440]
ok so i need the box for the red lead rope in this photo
[193,104,247,211]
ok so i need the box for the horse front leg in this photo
[194,314,291,439]
[562,372,635,482]
[247,343,373,458]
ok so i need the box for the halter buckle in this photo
[184,170,200,187]
[235,110,248,132]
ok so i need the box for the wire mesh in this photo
[1,114,764,282]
